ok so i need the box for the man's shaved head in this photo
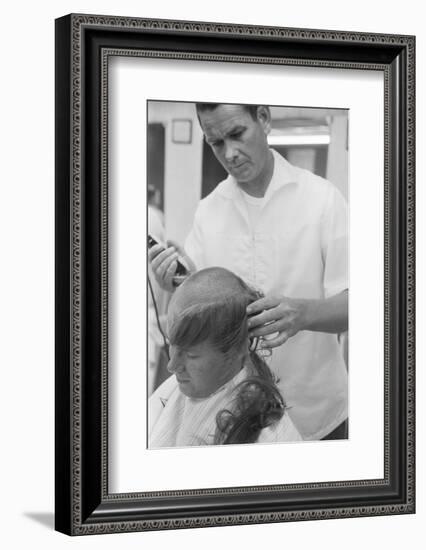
[165,268,261,397]
[164,268,283,438]
[168,267,261,355]
[171,267,251,309]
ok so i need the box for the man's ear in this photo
[256,105,271,135]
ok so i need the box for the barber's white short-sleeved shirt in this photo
[185,149,348,440]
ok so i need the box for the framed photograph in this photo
[55,14,415,535]
[171,118,193,143]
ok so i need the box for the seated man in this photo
[149,267,302,448]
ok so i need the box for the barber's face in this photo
[198,104,271,185]
[167,340,236,398]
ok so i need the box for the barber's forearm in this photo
[303,289,348,334]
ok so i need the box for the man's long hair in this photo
[168,268,285,445]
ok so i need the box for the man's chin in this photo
[231,167,252,181]
[177,379,192,395]
[178,381,210,399]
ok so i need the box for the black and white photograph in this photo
[52,11,415,538]
[147,101,349,449]
[0,0,421,545]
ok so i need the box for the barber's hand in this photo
[148,240,195,292]
[246,294,309,349]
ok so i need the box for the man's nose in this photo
[167,352,184,374]
[224,141,238,162]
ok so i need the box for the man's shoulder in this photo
[290,161,335,194]
[272,150,337,200]
[287,161,344,208]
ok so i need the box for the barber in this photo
[148,103,348,441]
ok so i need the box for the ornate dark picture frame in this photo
[55,13,415,535]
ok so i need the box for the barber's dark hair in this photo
[168,267,285,445]
[195,102,260,122]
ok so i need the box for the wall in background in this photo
[148,101,204,244]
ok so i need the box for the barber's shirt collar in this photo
[216,149,297,203]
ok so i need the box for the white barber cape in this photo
[149,367,302,449]
[185,149,349,440]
